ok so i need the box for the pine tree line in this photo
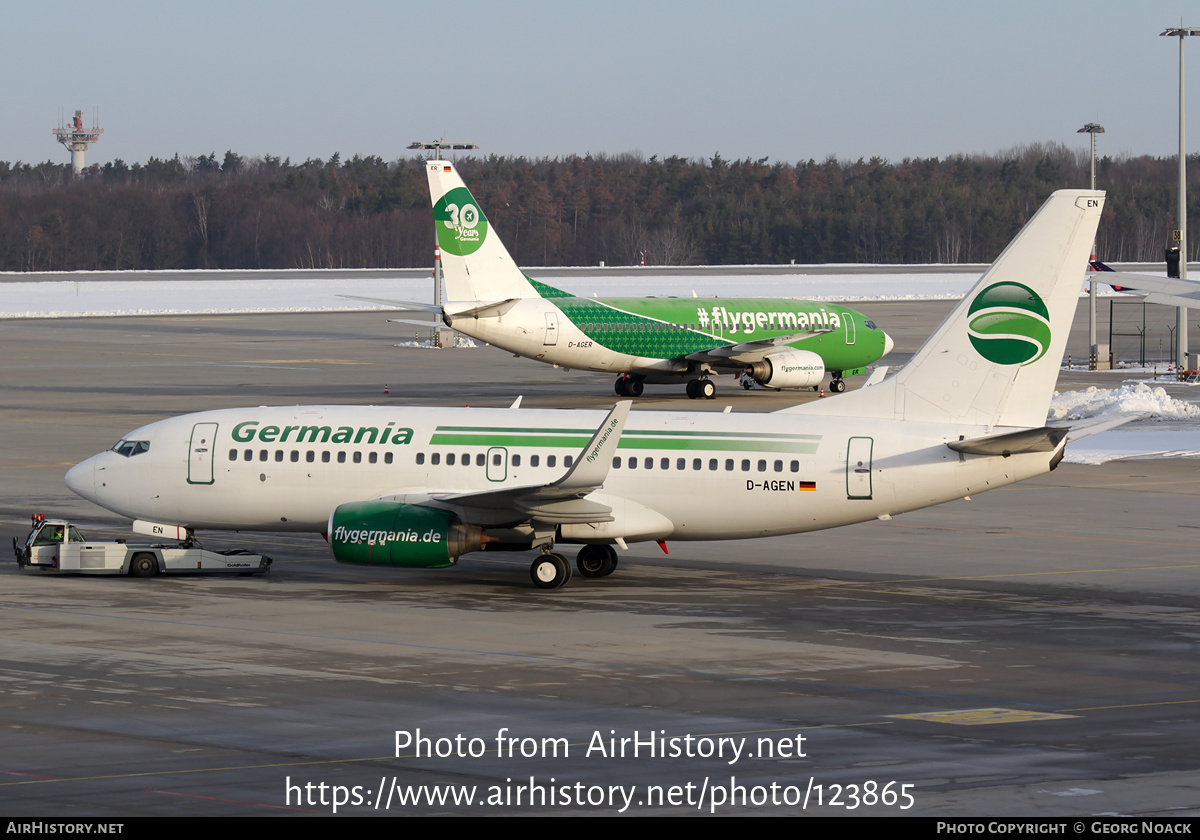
[0,144,1193,272]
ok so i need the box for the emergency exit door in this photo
[188,422,218,485]
[846,436,873,499]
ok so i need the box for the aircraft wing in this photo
[381,401,632,527]
[683,328,834,364]
[1086,261,1200,307]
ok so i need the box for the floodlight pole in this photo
[1162,27,1200,371]
[1078,122,1104,360]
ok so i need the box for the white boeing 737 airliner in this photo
[66,190,1104,589]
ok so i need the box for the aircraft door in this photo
[188,422,218,485]
[544,312,559,346]
[846,436,873,499]
[845,315,856,345]
[486,447,508,482]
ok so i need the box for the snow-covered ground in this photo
[0,270,1196,464]
[1049,384,1200,464]
[0,268,1027,318]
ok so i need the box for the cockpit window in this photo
[112,439,150,457]
[865,320,879,331]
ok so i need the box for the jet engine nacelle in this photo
[745,350,825,389]
[328,501,486,568]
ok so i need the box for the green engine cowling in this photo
[328,501,486,568]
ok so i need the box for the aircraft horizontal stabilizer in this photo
[1054,412,1148,444]
[338,294,441,312]
[948,427,1068,457]
[387,318,446,328]
[444,299,521,318]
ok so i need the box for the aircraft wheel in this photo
[699,379,716,399]
[130,553,159,578]
[830,379,846,393]
[627,378,644,397]
[576,544,618,578]
[531,553,572,589]
[615,377,628,397]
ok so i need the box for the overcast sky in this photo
[6,0,1200,168]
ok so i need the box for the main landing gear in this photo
[529,544,619,589]
[615,375,644,397]
[575,544,618,578]
[685,378,715,400]
[530,551,573,589]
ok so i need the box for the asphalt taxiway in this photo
[1,306,1199,817]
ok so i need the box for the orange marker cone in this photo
[819,387,824,398]
[384,384,389,395]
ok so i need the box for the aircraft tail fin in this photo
[425,160,540,302]
[1088,258,1135,291]
[789,190,1105,428]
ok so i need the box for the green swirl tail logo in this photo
[433,187,488,256]
[967,281,1051,366]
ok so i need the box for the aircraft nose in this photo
[882,331,895,356]
[65,457,96,501]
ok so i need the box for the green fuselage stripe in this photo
[430,431,820,453]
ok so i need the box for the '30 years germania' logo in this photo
[433,187,488,256]
[966,281,1051,366]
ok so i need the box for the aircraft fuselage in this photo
[66,404,1052,542]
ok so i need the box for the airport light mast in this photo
[408,140,479,347]
[1078,122,1104,367]
[53,109,104,176]
[1161,26,1200,371]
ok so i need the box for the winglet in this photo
[547,401,632,493]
